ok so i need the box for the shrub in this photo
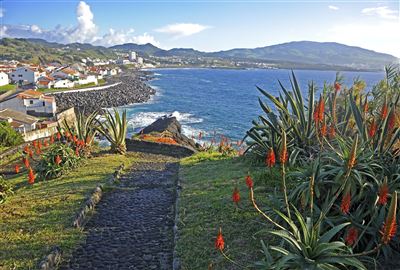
[96,109,127,155]
[0,121,23,147]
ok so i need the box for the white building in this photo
[129,51,137,61]
[9,67,42,84]
[54,79,75,89]
[137,57,144,65]
[0,108,39,133]
[0,72,9,86]
[0,89,56,117]
[36,76,55,89]
[78,75,98,86]
[116,59,131,65]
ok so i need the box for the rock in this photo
[139,116,200,150]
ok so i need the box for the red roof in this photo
[17,89,43,99]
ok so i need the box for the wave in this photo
[128,110,204,132]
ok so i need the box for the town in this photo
[0,51,151,142]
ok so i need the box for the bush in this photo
[0,121,24,147]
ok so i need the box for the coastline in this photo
[52,70,156,114]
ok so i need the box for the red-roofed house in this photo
[36,76,55,89]
[0,89,57,117]
[9,66,45,84]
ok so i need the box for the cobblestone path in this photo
[60,153,179,270]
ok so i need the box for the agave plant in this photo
[96,109,128,155]
[63,110,99,147]
[256,208,367,270]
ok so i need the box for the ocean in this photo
[121,68,384,142]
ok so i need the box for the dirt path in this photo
[60,153,179,270]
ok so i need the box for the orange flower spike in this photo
[75,147,80,156]
[50,135,54,144]
[28,167,35,184]
[388,109,396,131]
[381,101,388,120]
[56,132,61,140]
[215,228,225,251]
[381,191,397,245]
[35,148,41,155]
[378,182,389,206]
[345,227,358,246]
[347,136,358,171]
[232,186,240,205]
[15,164,20,174]
[55,155,62,165]
[32,140,37,148]
[280,130,288,165]
[37,140,42,150]
[23,157,30,168]
[318,97,325,121]
[334,82,341,92]
[341,191,351,214]
[266,148,276,167]
[320,122,327,137]
[28,150,33,158]
[368,119,377,138]
[44,139,49,147]
[363,97,369,114]
[245,175,253,189]
[23,145,30,154]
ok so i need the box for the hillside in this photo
[0,38,397,70]
[0,38,117,64]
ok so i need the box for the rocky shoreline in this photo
[52,71,156,113]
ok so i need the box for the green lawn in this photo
[177,151,282,269]
[0,84,16,93]
[0,152,138,269]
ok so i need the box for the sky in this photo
[0,0,399,57]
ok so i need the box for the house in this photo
[9,67,42,84]
[36,76,55,89]
[54,79,75,89]
[0,108,39,133]
[0,89,57,117]
[51,67,80,80]
[129,51,137,61]
[0,72,9,86]
[77,75,98,86]
[106,69,118,76]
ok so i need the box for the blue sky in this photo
[1,0,399,57]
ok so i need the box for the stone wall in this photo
[126,139,196,158]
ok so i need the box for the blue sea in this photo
[122,68,384,142]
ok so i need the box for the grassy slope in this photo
[0,152,138,269]
[0,84,16,92]
[177,151,282,269]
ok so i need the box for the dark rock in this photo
[139,116,200,150]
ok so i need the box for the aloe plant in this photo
[96,109,128,155]
[63,110,99,147]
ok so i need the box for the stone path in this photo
[60,153,179,270]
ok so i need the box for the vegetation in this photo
[208,66,400,268]
[0,84,16,93]
[96,109,128,155]
[0,121,24,147]
[0,152,137,269]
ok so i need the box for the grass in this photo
[0,151,138,269]
[0,84,16,93]
[176,151,282,269]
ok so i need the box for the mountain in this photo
[209,41,397,70]
[0,38,397,71]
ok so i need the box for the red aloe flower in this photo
[388,110,396,131]
[73,135,78,143]
[334,82,341,92]
[15,164,20,174]
[313,97,324,123]
[232,187,240,204]
[363,98,369,114]
[381,192,397,244]
[381,102,388,119]
[28,167,35,184]
[56,132,61,140]
[75,147,80,156]
[280,142,288,165]
[28,150,33,158]
[320,123,327,137]
[215,228,225,251]
[35,148,41,155]
[32,140,37,148]
[23,145,30,154]
[368,119,377,138]
[50,135,55,144]
[23,157,30,168]
[55,155,62,165]
[37,140,42,150]
[345,227,358,246]
[245,175,253,189]
[378,183,389,205]
[44,139,49,147]
[266,148,276,167]
[341,192,351,214]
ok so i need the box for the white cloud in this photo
[1,1,160,47]
[0,8,4,18]
[328,5,339,11]
[133,33,160,46]
[327,21,400,57]
[156,23,210,38]
[362,6,398,20]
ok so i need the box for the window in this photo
[18,74,23,77]
[30,100,33,104]
[43,102,45,106]
[12,74,15,77]
[25,69,27,72]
